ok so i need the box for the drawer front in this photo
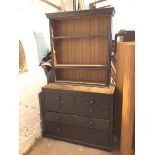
[75,103,110,119]
[44,122,110,147]
[44,111,110,131]
[43,91,111,119]
[76,93,112,108]
[44,92,75,114]
[75,93,112,119]
[45,92,73,103]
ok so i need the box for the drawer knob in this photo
[57,127,61,131]
[90,100,95,104]
[57,96,61,101]
[56,116,61,120]
[89,121,94,125]
[89,109,94,113]
[57,104,61,109]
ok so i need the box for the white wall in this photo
[60,0,73,11]
[19,0,60,154]
[84,0,135,38]
[19,70,46,155]
[111,0,135,38]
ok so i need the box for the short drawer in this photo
[43,122,110,148]
[75,103,110,119]
[45,92,73,103]
[74,93,112,119]
[44,92,75,114]
[76,93,112,108]
[44,111,110,131]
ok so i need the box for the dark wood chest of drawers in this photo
[41,83,115,151]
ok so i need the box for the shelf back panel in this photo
[46,8,115,85]
[55,69,107,83]
[52,16,109,65]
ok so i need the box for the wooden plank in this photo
[58,20,65,79]
[94,17,99,66]
[72,19,76,80]
[76,19,81,81]
[51,34,108,39]
[52,20,61,65]
[67,19,73,80]
[86,17,91,81]
[98,16,107,83]
[55,80,107,87]
[54,64,108,69]
[64,20,70,80]
[120,42,135,155]
[106,15,111,85]
[43,83,115,94]
[49,13,113,85]
[90,20,96,81]
[78,19,83,80]
[53,20,60,65]
[55,64,107,68]
[74,18,78,81]
[82,17,87,81]
[46,7,115,19]
[115,42,126,137]
[56,69,106,83]
[63,20,69,79]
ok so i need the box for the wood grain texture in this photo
[115,42,124,137]
[46,7,115,19]
[51,15,110,84]
[56,69,107,83]
[115,42,135,155]
[94,18,99,81]
[42,83,115,94]
[120,42,135,155]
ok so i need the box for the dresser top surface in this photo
[42,83,115,94]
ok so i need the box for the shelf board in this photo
[51,34,108,40]
[54,64,108,70]
[55,80,108,87]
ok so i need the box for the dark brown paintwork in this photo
[46,7,115,19]
[44,111,110,131]
[41,84,115,151]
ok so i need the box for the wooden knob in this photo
[57,104,61,109]
[57,127,61,131]
[89,109,94,113]
[89,121,94,125]
[90,100,95,104]
[57,96,61,101]
[56,116,61,120]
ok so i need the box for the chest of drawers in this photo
[41,83,115,151]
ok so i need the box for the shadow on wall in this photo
[33,32,49,64]
[38,92,44,134]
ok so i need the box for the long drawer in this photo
[44,90,112,108]
[43,91,112,119]
[43,122,110,149]
[44,111,109,131]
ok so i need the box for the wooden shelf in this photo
[47,8,114,86]
[55,80,108,87]
[52,34,108,40]
[54,64,108,70]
